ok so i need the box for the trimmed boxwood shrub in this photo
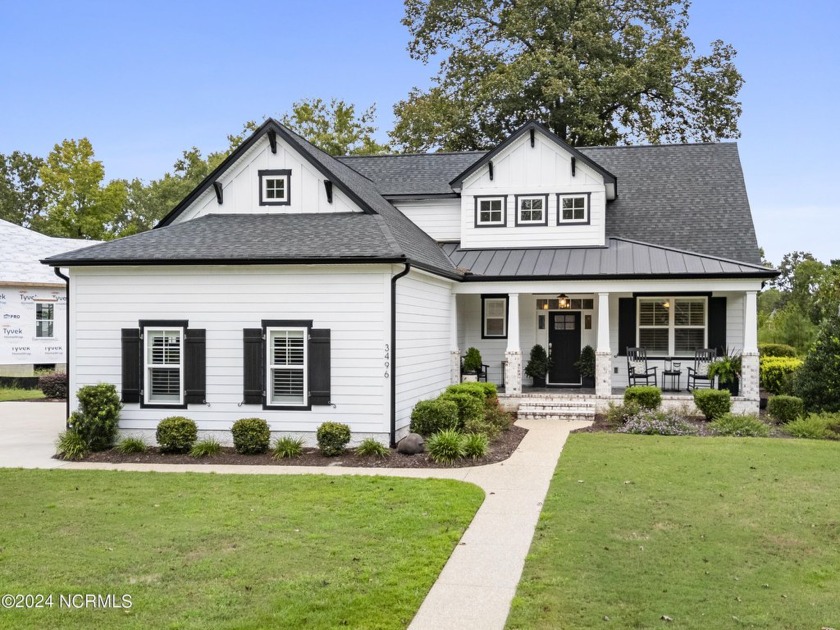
[317,422,351,456]
[758,343,797,357]
[156,416,198,454]
[438,392,484,429]
[760,357,803,395]
[70,383,121,451]
[231,417,271,454]
[767,395,804,424]
[444,381,498,401]
[693,389,731,420]
[39,373,68,398]
[410,399,459,437]
[624,386,662,410]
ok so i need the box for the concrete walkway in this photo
[0,401,588,629]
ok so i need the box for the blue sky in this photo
[1,0,837,265]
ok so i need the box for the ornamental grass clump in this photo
[272,436,305,459]
[231,417,271,454]
[426,429,466,465]
[784,413,840,440]
[617,410,697,436]
[462,433,488,459]
[317,422,351,456]
[710,413,770,437]
[55,430,88,461]
[115,436,147,454]
[190,437,222,458]
[356,438,389,458]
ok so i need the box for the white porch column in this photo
[595,292,612,398]
[741,290,760,411]
[504,293,522,395]
[449,292,461,384]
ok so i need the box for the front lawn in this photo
[0,387,45,402]
[0,470,483,629]
[508,434,840,629]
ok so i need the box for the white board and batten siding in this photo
[394,270,455,437]
[69,265,392,442]
[174,135,362,224]
[391,199,461,242]
[459,132,607,249]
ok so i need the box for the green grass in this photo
[508,434,840,629]
[0,387,45,402]
[0,470,483,629]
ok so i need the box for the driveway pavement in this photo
[0,401,588,629]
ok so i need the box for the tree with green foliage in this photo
[794,314,840,412]
[281,98,389,155]
[0,151,45,227]
[35,138,126,240]
[392,0,744,151]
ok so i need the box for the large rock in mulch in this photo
[397,433,425,455]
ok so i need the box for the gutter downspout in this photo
[53,267,70,425]
[390,262,411,448]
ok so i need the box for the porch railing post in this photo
[505,293,522,395]
[596,292,612,398]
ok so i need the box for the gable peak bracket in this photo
[324,180,333,204]
[530,128,535,147]
[488,160,494,181]
[571,157,576,177]
[267,129,277,154]
[213,181,223,205]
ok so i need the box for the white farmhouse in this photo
[44,120,776,445]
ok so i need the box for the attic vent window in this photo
[259,169,291,206]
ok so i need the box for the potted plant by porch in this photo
[575,345,596,388]
[462,347,484,382]
[708,351,741,396]
[525,344,552,388]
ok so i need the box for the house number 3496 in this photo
[384,344,390,378]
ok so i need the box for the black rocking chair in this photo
[687,348,717,391]
[627,347,658,386]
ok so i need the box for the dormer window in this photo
[475,195,507,227]
[259,169,291,206]
[515,194,548,226]
[557,194,589,224]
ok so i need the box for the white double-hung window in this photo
[637,297,707,356]
[267,327,307,406]
[145,328,183,405]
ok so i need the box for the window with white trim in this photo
[637,297,707,356]
[35,303,54,338]
[267,327,307,406]
[144,328,183,405]
[482,296,508,338]
[558,194,588,223]
[476,197,505,226]
[259,169,291,206]
[517,196,545,224]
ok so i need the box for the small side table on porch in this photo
[662,369,682,393]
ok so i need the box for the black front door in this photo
[548,312,581,385]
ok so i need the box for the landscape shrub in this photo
[462,433,489,459]
[758,343,797,357]
[190,437,222,458]
[426,429,466,464]
[231,417,271,454]
[483,396,513,433]
[710,413,770,437]
[767,395,804,424]
[692,389,731,420]
[272,436,304,459]
[70,383,122,451]
[603,401,641,427]
[617,410,697,436]
[356,438,389,458]
[445,381,497,401]
[156,416,198,454]
[115,437,147,454]
[410,399,459,436]
[793,314,840,412]
[759,357,803,395]
[38,373,68,398]
[317,422,351,456]
[462,414,500,441]
[624,386,662,410]
[55,430,88,460]
[784,413,840,440]
[437,392,484,429]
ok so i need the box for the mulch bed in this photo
[75,425,529,469]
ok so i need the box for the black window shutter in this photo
[617,298,636,356]
[184,329,206,405]
[708,297,727,356]
[121,328,142,403]
[243,328,265,405]
[308,328,331,406]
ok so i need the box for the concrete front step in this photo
[516,400,596,421]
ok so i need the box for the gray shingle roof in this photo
[338,152,484,196]
[441,238,775,280]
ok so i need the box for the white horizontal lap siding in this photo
[460,132,607,249]
[391,199,461,241]
[70,265,389,435]
[395,271,454,432]
[174,135,361,224]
